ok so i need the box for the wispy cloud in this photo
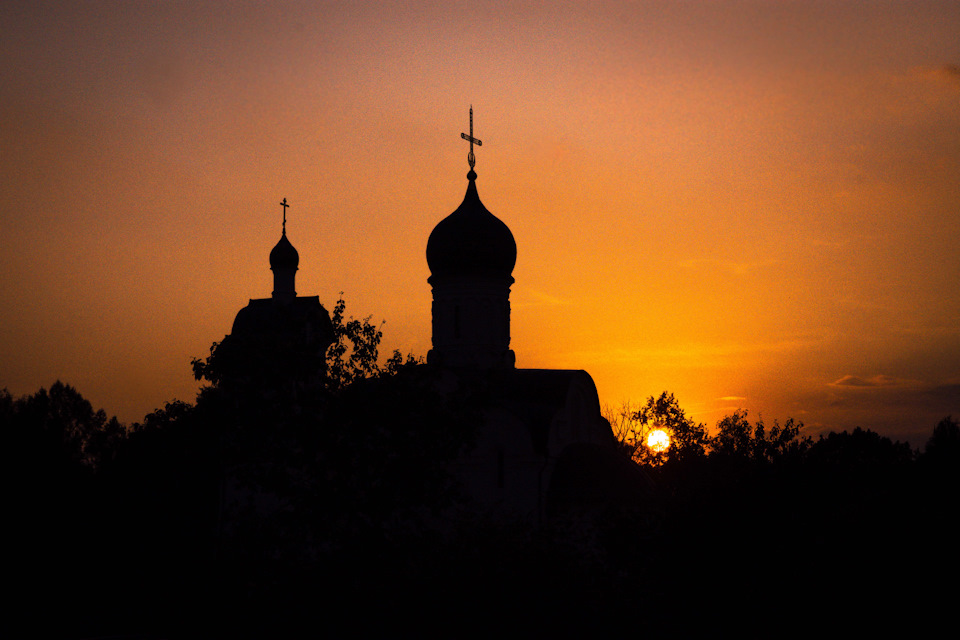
[565,336,823,368]
[809,238,848,250]
[677,258,780,276]
[829,374,909,388]
[938,63,960,83]
[895,325,960,339]
[806,378,960,444]
[513,289,572,307]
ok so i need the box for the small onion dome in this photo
[427,174,516,281]
[269,232,299,270]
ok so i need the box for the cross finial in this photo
[460,105,482,174]
[280,197,289,234]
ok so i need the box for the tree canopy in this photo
[5,335,957,637]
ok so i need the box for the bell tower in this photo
[270,198,298,302]
[426,108,516,369]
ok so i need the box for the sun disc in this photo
[647,429,670,453]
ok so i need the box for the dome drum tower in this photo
[426,167,517,369]
[429,275,515,369]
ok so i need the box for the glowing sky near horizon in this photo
[2,1,959,445]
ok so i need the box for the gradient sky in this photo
[3,1,959,446]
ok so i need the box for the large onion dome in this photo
[269,232,299,271]
[426,172,516,282]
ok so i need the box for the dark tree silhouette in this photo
[711,409,810,463]
[8,359,957,638]
[2,381,126,470]
[2,383,139,637]
[807,426,914,470]
[325,295,387,390]
[923,415,960,464]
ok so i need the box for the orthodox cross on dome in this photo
[460,105,482,171]
[280,197,289,234]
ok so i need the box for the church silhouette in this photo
[423,110,627,518]
[221,109,631,522]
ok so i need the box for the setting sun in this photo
[647,429,671,453]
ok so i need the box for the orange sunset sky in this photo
[2,1,959,445]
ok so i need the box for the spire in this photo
[280,197,289,235]
[427,113,516,369]
[460,105,482,181]
[270,197,298,301]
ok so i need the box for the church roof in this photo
[230,295,332,341]
[270,232,299,271]
[490,368,604,454]
[426,172,516,281]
